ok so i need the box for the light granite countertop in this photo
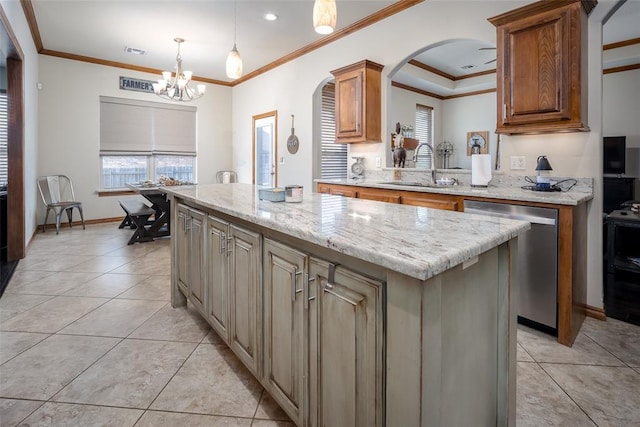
[316,177,593,206]
[165,183,530,281]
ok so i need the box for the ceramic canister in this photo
[285,185,303,202]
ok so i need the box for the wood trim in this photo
[409,60,496,81]
[444,88,496,100]
[97,190,136,197]
[391,81,444,100]
[391,81,495,100]
[6,57,25,261]
[39,216,124,231]
[39,49,231,86]
[603,37,640,51]
[252,111,278,186]
[19,0,43,51]
[488,0,587,26]
[408,60,456,80]
[603,63,640,75]
[20,0,422,87]
[584,304,606,321]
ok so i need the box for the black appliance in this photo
[604,136,626,175]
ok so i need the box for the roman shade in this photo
[99,96,197,156]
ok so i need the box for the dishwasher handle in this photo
[464,207,557,226]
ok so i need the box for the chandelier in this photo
[153,38,206,102]
[313,0,337,35]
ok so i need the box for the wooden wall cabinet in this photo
[489,0,595,134]
[331,60,383,144]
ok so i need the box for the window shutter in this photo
[320,83,347,179]
[0,91,7,185]
[99,96,197,156]
[415,104,434,168]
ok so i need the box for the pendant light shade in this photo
[313,0,337,35]
[226,44,243,80]
[226,1,243,79]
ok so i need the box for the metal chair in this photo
[215,171,238,183]
[37,175,85,234]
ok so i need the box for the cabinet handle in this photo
[219,232,226,254]
[184,217,192,231]
[304,273,316,310]
[502,103,507,120]
[324,262,338,291]
[292,268,303,301]
[226,236,233,255]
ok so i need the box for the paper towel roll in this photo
[222,171,231,184]
[471,154,492,187]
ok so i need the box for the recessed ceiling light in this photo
[124,47,146,55]
[264,13,278,21]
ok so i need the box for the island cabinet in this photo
[263,238,383,427]
[169,184,523,427]
[175,204,206,316]
[488,0,595,134]
[330,60,383,144]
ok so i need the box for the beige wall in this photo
[37,56,232,221]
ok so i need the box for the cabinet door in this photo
[308,259,383,427]
[229,224,262,376]
[401,195,458,211]
[358,189,400,203]
[263,239,306,425]
[334,68,363,140]
[175,204,190,296]
[330,188,357,198]
[491,1,586,133]
[187,209,206,315]
[207,215,230,341]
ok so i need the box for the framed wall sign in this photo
[466,131,489,155]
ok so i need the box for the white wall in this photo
[1,0,40,243]
[37,56,232,221]
[442,92,498,170]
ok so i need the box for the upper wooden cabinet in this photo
[489,0,596,134]
[331,60,383,144]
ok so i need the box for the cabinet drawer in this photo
[401,195,458,211]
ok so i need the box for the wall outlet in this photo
[375,157,381,168]
[510,156,526,170]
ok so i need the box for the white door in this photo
[253,111,277,187]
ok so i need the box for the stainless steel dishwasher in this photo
[464,200,559,334]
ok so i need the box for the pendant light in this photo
[226,0,243,79]
[313,0,337,35]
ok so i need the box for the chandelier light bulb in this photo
[313,0,337,35]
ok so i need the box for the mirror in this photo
[388,39,498,170]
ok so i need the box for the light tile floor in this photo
[0,223,638,426]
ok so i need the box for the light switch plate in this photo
[510,156,526,170]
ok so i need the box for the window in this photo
[415,104,434,168]
[320,83,347,179]
[99,96,196,189]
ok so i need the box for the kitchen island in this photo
[165,183,529,426]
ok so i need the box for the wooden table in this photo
[126,183,171,239]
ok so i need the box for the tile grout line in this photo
[537,361,601,426]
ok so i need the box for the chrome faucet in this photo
[414,143,437,184]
